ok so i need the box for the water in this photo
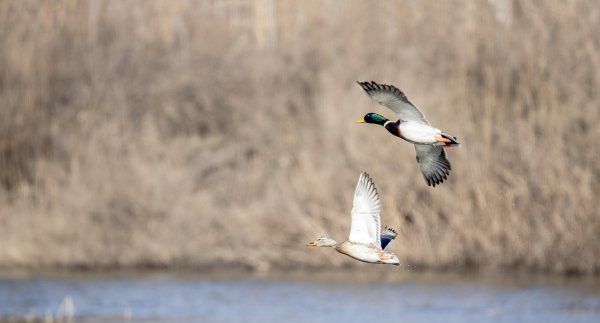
[1,272,599,322]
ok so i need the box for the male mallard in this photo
[306,172,400,265]
[355,81,459,187]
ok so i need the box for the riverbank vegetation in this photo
[0,0,598,274]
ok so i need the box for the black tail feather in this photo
[441,133,459,145]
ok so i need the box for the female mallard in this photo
[355,81,459,187]
[306,172,400,265]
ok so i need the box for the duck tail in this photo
[441,133,460,148]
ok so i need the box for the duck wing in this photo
[415,144,451,187]
[349,172,382,248]
[357,81,429,125]
[380,226,398,250]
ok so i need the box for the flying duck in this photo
[306,172,400,265]
[355,81,459,186]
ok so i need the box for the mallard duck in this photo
[355,81,459,187]
[306,172,400,265]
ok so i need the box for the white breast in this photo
[399,121,441,144]
[336,242,382,263]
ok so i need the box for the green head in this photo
[354,113,389,126]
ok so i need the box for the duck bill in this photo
[354,118,366,123]
[306,241,317,247]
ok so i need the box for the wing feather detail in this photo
[349,172,382,247]
[380,226,397,250]
[357,81,429,124]
[415,145,452,187]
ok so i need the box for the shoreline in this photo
[2,266,600,291]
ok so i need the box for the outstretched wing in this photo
[349,172,382,248]
[380,226,398,250]
[357,81,429,124]
[415,144,451,187]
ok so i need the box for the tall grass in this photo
[0,0,598,274]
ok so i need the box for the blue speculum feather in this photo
[381,237,393,249]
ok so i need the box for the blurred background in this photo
[0,0,599,321]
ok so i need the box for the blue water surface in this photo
[1,273,599,322]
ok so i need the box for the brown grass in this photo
[0,0,598,274]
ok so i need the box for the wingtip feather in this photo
[383,226,398,236]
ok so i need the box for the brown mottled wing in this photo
[357,81,429,124]
[414,144,451,187]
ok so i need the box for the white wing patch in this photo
[348,172,382,248]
